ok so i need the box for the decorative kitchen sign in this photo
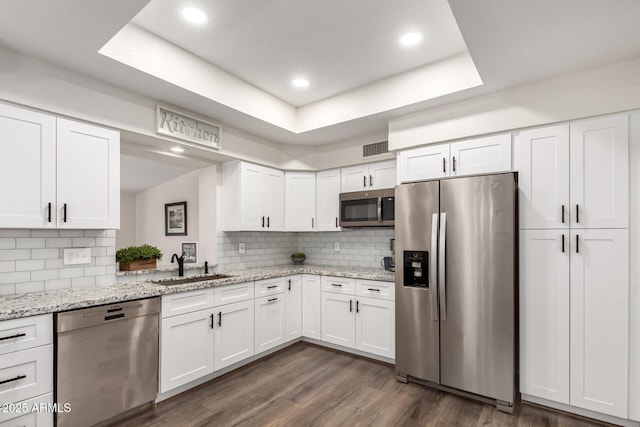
[181,242,198,263]
[165,201,187,236]
[156,105,221,150]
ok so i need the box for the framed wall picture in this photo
[181,242,198,263]
[165,201,187,236]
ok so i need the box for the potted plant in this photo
[291,251,306,265]
[116,244,163,271]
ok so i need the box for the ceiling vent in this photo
[363,141,388,157]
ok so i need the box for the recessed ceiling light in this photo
[399,32,423,47]
[292,78,310,88]
[182,7,207,24]
[170,146,186,153]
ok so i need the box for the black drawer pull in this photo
[105,313,124,321]
[0,375,26,385]
[331,283,342,287]
[268,298,279,303]
[0,333,26,341]
[267,285,278,289]
[367,288,380,292]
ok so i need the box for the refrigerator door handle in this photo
[439,212,447,321]
[430,213,439,321]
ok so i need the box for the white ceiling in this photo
[120,154,193,193]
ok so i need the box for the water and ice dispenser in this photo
[403,250,429,288]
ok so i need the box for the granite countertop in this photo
[0,264,395,321]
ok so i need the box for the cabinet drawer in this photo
[321,276,355,295]
[0,315,52,356]
[0,393,53,426]
[356,280,395,300]
[214,282,254,306]
[0,345,53,406]
[255,278,286,297]
[161,289,215,318]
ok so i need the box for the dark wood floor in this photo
[113,342,606,427]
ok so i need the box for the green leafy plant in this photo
[291,252,305,258]
[116,244,163,263]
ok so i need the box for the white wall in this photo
[136,170,200,266]
[117,192,136,250]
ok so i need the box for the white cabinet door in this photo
[0,393,53,426]
[56,118,119,229]
[368,160,396,189]
[450,134,511,177]
[341,164,369,193]
[302,275,321,339]
[570,114,628,229]
[0,103,56,228]
[397,143,450,183]
[355,296,395,358]
[517,125,570,229]
[285,172,316,231]
[570,229,628,417]
[160,309,214,393]
[214,300,254,371]
[321,292,355,348]
[284,275,302,341]
[316,168,341,231]
[519,230,570,404]
[240,162,264,231]
[254,294,286,354]
[264,167,284,231]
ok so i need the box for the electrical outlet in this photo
[334,242,340,252]
[63,248,91,265]
[239,243,245,254]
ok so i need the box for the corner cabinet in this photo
[0,101,120,229]
[285,172,316,231]
[223,161,285,231]
[315,169,341,231]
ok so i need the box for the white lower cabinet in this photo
[302,275,321,339]
[214,300,254,371]
[160,309,215,393]
[284,275,302,341]
[321,292,356,348]
[255,293,286,354]
[355,296,395,359]
[0,393,53,427]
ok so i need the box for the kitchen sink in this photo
[152,274,232,286]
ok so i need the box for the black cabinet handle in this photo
[331,283,342,287]
[442,158,446,173]
[561,205,565,223]
[47,202,52,223]
[0,333,26,341]
[209,313,214,329]
[0,375,26,386]
[452,156,456,172]
[576,235,579,254]
[218,312,222,327]
[356,300,359,313]
[363,176,366,188]
[349,300,353,313]
[576,204,579,223]
[262,216,265,228]
[336,217,338,228]
[367,288,380,292]
[267,216,270,228]
[288,279,291,291]
[312,217,314,228]
[63,203,67,223]
[268,297,279,303]
[562,234,565,253]
[369,175,373,187]
[267,285,277,289]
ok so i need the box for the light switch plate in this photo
[239,243,245,254]
[63,248,92,265]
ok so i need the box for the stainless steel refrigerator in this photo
[395,172,517,412]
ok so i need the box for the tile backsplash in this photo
[217,231,297,272]
[0,229,116,295]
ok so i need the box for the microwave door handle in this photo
[377,197,382,222]
[431,213,439,321]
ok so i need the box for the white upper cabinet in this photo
[223,161,285,231]
[517,125,570,229]
[56,118,120,229]
[397,143,450,182]
[570,115,628,229]
[0,102,120,229]
[0,102,56,228]
[518,115,628,230]
[398,134,511,183]
[315,168,341,231]
[341,160,396,193]
[285,172,316,231]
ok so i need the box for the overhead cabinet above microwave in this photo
[341,160,396,193]
[0,101,120,229]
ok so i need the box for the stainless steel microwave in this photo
[339,188,394,227]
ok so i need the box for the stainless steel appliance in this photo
[55,298,160,427]
[339,188,394,227]
[395,173,517,412]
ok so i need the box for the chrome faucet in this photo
[171,253,185,277]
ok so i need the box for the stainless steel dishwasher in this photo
[55,297,160,427]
